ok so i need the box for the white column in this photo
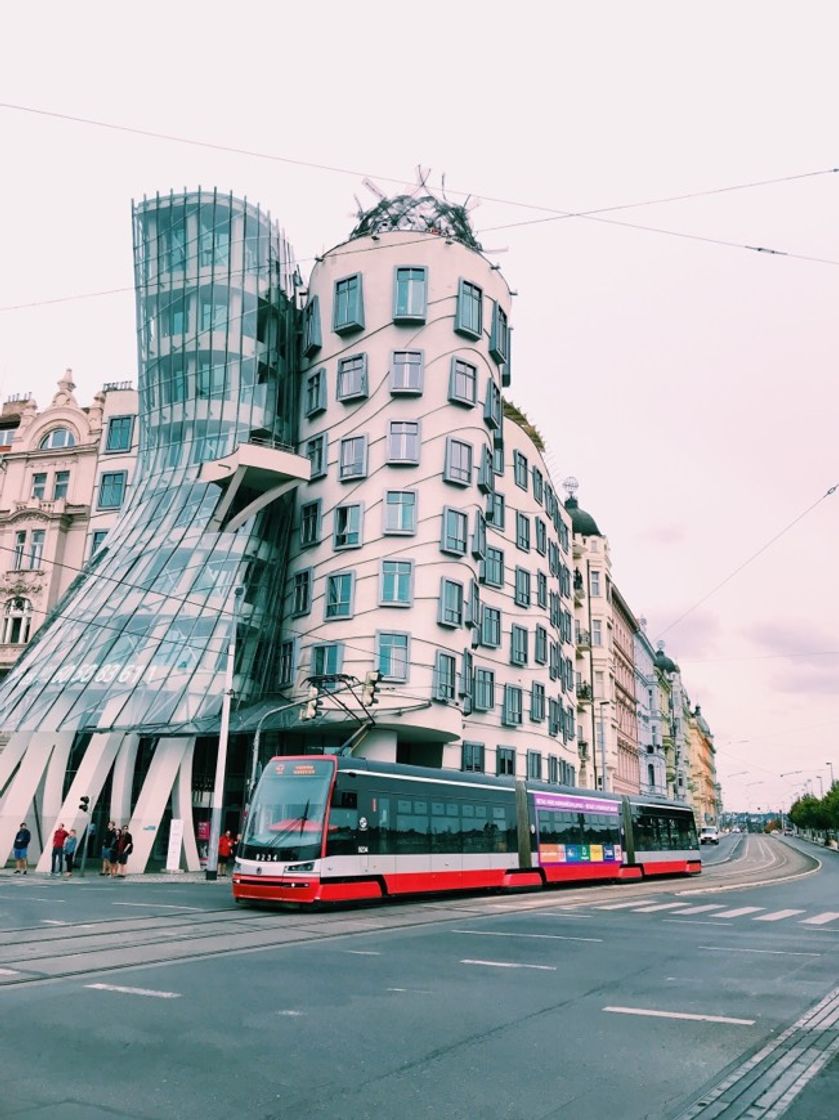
[0,732,29,803]
[40,736,73,824]
[126,737,190,873]
[0,733,58,866]
[109,735,140,825]
[171,737,200,872]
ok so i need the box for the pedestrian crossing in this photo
[586,900,839,928]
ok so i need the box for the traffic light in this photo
[299,685,322,721]
[78,795,90,813]
[362,670,382,706]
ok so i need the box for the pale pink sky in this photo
[1,1,837,811]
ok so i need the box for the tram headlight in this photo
[286,861,315,873]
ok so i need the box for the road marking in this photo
[754,909,805,922]
[800,912,839,926]
[597,900,658,910]
[451,929,603,944]
[41,919,67,925]
[699,945,820,957]
[460,959,557,971]
[386,987,432,993]
[603,1006,755,1026]
[0,967,20,976]
[632,902,690,913]
[85,983,181,999]
[344,950,381,956]
[276,1010,304,1016]
[711,907,764,918]
[111,902,205,911]
[28,898,66,903]
[674,904,726,915]
[663,919,732,927]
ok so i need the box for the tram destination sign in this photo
[533,791,620,815]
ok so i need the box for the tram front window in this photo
[242,759,333,862]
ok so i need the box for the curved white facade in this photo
[283,230,578,781]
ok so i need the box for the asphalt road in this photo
[1,836,837,1120]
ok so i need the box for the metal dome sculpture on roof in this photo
[562,476,602,537]
[349,171,483,252]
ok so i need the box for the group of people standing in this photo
[100,822,134,877]
[48,824,79,877]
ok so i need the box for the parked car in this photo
[700,826,720,845]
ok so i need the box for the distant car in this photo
[731,826,741,833]
[700,826,720,845]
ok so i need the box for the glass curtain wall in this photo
[0,190,299,733]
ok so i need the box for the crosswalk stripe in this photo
[632,903,690,913]
[674,904,726,915]
[597,900,657,910]
[800,912,839,926]
[754,909,805,922]
[711,907,765,918]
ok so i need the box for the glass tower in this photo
[0,190,299,734]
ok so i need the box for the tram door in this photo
[325,788,368,876]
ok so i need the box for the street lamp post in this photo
[827,762,835,788]
[205,586,244,881]
[597,700,610,792]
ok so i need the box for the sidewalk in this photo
[0,868,230,884]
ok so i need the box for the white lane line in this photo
[800,912,839,926]
[663,919,733,927]
[451,928,603,944]
[632,902,691,913]
[0,967,20,976]
[28,898,66,903]
[111,902,205,911]
[597,900,658,910]
[711,907,765,919]
[603,1006,755,1026]
[276,1010,304,1016]
[461,959,557,971]
[673,904,726,915]
[386,987,432,994]
[699,945,821,957]
[754,909,806,922]
[85,983,181,999]
[343,950,381,956]
[41,919,67,925]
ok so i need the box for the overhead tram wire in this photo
[659,482,838,639]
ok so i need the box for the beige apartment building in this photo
[0,371,138,678]
[611,585,640,794]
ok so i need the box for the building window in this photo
[377,631,409,681]
[462,741,485,772]
[387,420,420,465]
[384,350,424,397]
[481,546,504,589]
[105,416,134,453]
[31,473,47,500]
[339,436,367,481]
[312,642,342,676]
[590,570,601,596]
[449,357,477,407]
[514,568,531,608]
[474,668,495,712]
[434,651,457,702]
[536,571,547,610]
[455,279,483,339]
[333,274,365,334]
[527,751,542,780]
[472,510,487,560]
[12,531,26,571]
[513,450,528,489]
[334,503,363,549]
[532,468,544,504]
[2,597,32,645]
[548,755,559,784]
[28,530,45,570]
[439,578,464,627]
[98,471,127,510]
[39,427,76,451]
[486,492,505,529]
[592,619,603,646]
[496,746,516,776]
[90,529,108,557]
[393,266,427,322]
[559,521,570,552]
[531,684,545,722]
[535,519,547,556]
[515,512,530,552]
[292,569,312,617]
[384,490,417,535]
[502,685,523,727]
[492,445,504,475]
[336,354,368,402]
[278,640,296,688]
[380,560,413,606]
[306,434,327,479]
[510,624,528,667]
[303,295,322,357]
[444,438,473,487]
[440,507,468,555]
[199,291,227,333]
[477,446,494,494]
[305,369,327,417]
[53,471,70,501]
[489,302,510,365]
[481,605,502,648]
[484,380,502,430]
[300,500,321,547]
[325,572,354,620]
[549,591,560,628]
[534,625,548,664]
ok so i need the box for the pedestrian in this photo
[108,828,122,877]
[51,822,69,876]
[233,833,241,861]
[113,826,133,878]
[218,830,234,876]
[13,822,31,874]
[63,830,78,878]
[101,820,117,876]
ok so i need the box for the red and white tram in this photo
[232,755,701,906]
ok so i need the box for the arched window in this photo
[3,598,33,645]
[647,763,656,790]
[39,428,76,451]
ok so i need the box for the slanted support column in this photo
[0,733,59,866]
[126,737,191,874]
[0,733,29,803]
[171,737,200,872]
[110,735,140,826]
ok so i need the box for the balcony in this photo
[575,629,591,649]
[200,439,311,532]
[576,683,592,703]
[577,739,589,760]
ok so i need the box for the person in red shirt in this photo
[51,823,69,876]
[218,830,234,876]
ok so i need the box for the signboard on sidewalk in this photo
[166,818,184,872]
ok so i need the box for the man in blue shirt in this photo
[13,822,31,874]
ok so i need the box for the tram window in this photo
[556,811,581,847]
[397,799,412,814]
[332,790,357,809]
[462,803,475,818]
[446,802,459,817]
[431,802,446,816]
[395,808,429,853]
[367,794,391,855]
[431,802,461,852]
[414,800,428,815]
